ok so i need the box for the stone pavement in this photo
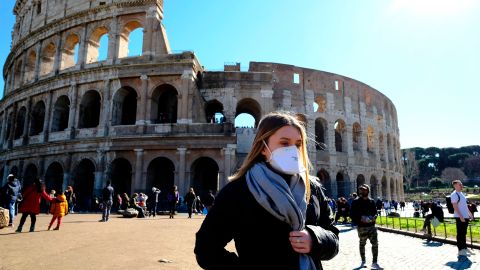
[0,214,478,270]
[323,224,480,270]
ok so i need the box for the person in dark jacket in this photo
[421,201,444,238]
[195,111,339,270]
[100,181,114,222]
[184,187,196,218]
[1,174,21,227]
[350,184,382,270]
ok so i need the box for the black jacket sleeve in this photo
[194,184,240,270]
[305,181,339,264]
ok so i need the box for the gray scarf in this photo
[246,162,316,270]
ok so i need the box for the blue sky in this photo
[1,0,479,149]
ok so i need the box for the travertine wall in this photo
[0,0,403,211]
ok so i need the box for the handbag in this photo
[432,216,441,228]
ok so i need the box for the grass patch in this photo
[376,216,480,243]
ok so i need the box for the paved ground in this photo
[1,213,479,270]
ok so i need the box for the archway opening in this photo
[51,95,70,132]
[191,157,219,200]
[147,157,175,210]
[79,90,101,128]
[205,100,225,123]
[317,169,331,198]
[356,174,365,193]
[14,107,27,139]
[108,158,132,196]
[151,84,178,124]
[73,159,96,212]
[29,101,46,136]
[235,98,261,127]
[23,164,38,187]
[112,87,137,125]
[45,162,64,194]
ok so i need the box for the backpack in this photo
[446,192,460,214]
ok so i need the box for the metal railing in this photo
[376,214,479,247]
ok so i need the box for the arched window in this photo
[118,21,143,58]
[61,33,80,69]
[151,84,178,124]
[13,60,23,89]
[24,50,37,82]
[14,107,27,139]
[205,100,225,124]
[79,90,101,128]
[313,96,327,113]
[352,122,361,151]
[40,42,56,76]
[235,98,262,128]
[29,101,46,135]
[51,95,70,132]
[315,118,327,150]
[112,87,137,125]
[86,27,109,64]
[334,119,346,152]
[367,125,374,153]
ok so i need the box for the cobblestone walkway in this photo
[323,224,479,270]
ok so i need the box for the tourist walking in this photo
[184,187,196,218]
[167,185,179,219]
[421,201,444,239]
[15,177,51,233]
[1,174,21,228]
[100,181,114,222]
[64,186,76,213]
[149,187,161,217]
[195,111,339,270]
[451,180,474,257]
[350,184,382,269]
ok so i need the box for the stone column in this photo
[261,89,274,115]
[177,148,187,195]
[0,111,7,147]
[133,149,144,192]
[34,41,43,81]
[143,6,156,58]
[95,150,106,194]
[108,14,118,64]
[67,83,78,139]
[222,147,233,188]
[178,70,194,124]
[64,153,73,188]
[137,74,149,126]
[99,79,111,136]
[22,98,32,145]
[53,33,63,75]
[43,91,53,142]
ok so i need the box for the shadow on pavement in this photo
[445,256,472,269]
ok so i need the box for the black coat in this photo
[195,175,339,270]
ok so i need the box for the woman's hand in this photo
[289,230,313,254]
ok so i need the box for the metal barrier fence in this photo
[377,215,479,247]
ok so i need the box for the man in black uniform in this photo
[350,184,382,269]
[100,181,114,222]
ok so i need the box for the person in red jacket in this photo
[15,177,52,233]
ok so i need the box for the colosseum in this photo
[1,0,403,211]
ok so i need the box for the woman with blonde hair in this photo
[195,111,339,270]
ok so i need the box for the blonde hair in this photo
[229,111,312,199]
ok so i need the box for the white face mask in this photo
[263,140,306,175]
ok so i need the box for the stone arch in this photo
[146,157,175,209]
[235,98,262,127]
[13,59,22,89]
[72,158,96,211]
[390,177,396,200]
[14,106,27,139]
[334,119,346,152]
[79,90,101,128]
[112,87,138,125]
[118,21,143,58]
[352,122,361,151]
[367,125,374,153]
[370,175,378,199]
[86,26,109,64]
[23,163,38,187]
[336,171,350,198]
[313,96,326,113]
[146,157,175,191]
[5,112,14,142]
[191,157,220,197]
[381,175,387,199]
[40,42,56,76]
[205,99,225,123]
[24,49,37,82]
[295,113,308,128]
[356,174,365,192]
[61,33,80,69]
[315,117,327,150]
[379,132,385,161]
[107,158,132,196]
[151,84,178,124]
[45,162,64,194]
[51,95,70,132]
[29,101,46,135]
[317,169,331,197]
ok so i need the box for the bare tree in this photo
[441,167,466,183]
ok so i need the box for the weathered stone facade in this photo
[1,0,403,210]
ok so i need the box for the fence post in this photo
[399,216,402,230]
[406,218,409,232]
[443,222,447,239]
[414,219,417,233]
[469,224,473,247]
[392,216,395,229]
